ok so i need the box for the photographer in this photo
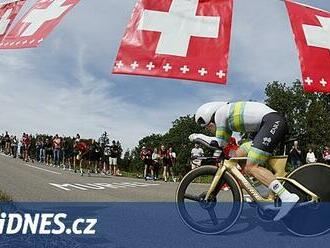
[190,144,204,170]
[289,141,302,169]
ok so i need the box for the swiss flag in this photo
[285,0,330,93]
[0,0,26,41]
[113,0,233,84]
[0,0,79,49]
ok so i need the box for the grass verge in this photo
[0,190,12,202]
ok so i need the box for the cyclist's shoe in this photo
[274,193,299,221]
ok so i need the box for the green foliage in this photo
[121,148,133,171]
[0,190,11,202]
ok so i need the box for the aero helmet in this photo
[195,102,227,127]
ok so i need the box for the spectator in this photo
[0,134,4,153]
[289,140,302,169]
[159,145,171,182]
[152,148,160,180]
[116,141,123,176]
[63,137,73,170]
[22,133,30,162]
[76,140,89,176]
[323,146,330,165]
[140,146,153,180]
[4,131,10,155]
[306,148,317,164]
[109,140,120,176]
[45,138,53,166]
[29,134,36,163]
[39,138,46,163]
[103,141,111,174]
[35,138,41,162]
[53,134,61,167]
[18,138,23,159]
[168,147,176,182]
[11,136,18,158]
[73,134,80,172]
[89,139,101,174]
[191,144,204,170]
[9,135,14,156]
[60,136,65,167]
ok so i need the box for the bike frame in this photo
[204,156,319,204]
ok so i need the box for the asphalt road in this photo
[0,153,180,202]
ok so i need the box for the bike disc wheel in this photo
[282,163,330,236]
[176,166,243,235]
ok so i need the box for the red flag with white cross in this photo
[113,0,233,84]
[0,0,26,41]
[0,0,79,49]
[285,0,330,93]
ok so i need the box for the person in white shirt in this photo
[191,144,204,170]
[168,147,177,182]
[306,148,317,164]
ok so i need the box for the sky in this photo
[0,0,329,150]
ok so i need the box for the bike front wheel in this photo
[176,165,243,235]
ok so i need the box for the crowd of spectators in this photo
[188,138,330,172]
[0,131,122,177]
[288,141,330,167]
[140,145,176,182]
[3,130,330,181]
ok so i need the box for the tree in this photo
[121,149,133,171]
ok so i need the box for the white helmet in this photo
[195,102,228,127]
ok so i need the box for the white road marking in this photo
[49,182,159,191]
[26,164,61,175]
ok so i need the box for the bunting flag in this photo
[285,0,330,93]
[0,0,79,49]
[113,0,233,84]
[0,0,26,41]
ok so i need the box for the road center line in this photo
[26,164,61,175]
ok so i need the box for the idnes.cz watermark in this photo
[0,212,97,235]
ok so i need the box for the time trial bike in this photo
[176,139,330,236]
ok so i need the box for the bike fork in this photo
[204,165,226,201]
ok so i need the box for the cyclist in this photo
[189,101,299,221]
